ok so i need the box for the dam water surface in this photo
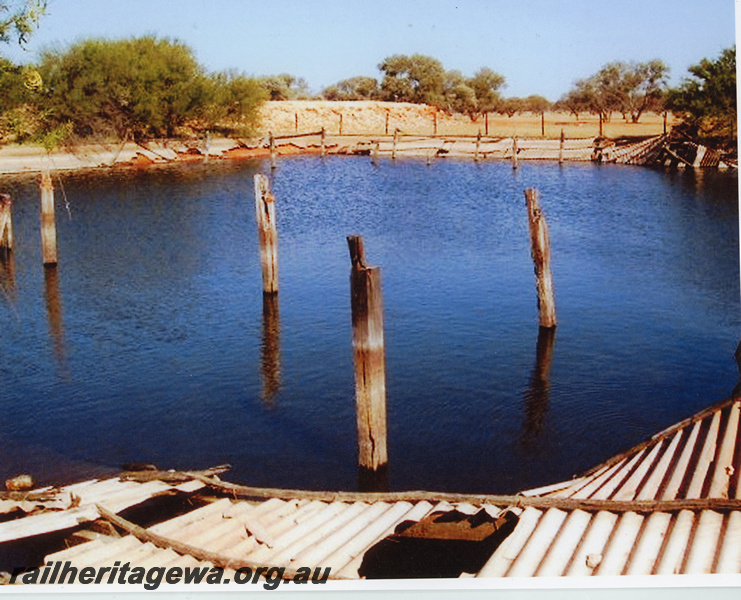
[0,156,738,494]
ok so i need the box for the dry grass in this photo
[258,100,676,140]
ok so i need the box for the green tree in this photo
[199,70,266,136]
[523,95,551,115]
[322,76,379,100]
[498,97,524,118]
[38,37,208,140]
[467,67,505,114]
[0,0,45,46]
[669,46,736,143]
[259,73,311,100]
[378,53,446,106]
[563,60,669,123]
[442,70,477,115]
[555,86,591,120]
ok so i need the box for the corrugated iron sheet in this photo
[476,396,741,577]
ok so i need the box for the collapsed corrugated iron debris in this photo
[0,395,739,581]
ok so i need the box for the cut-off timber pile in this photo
[253,174,279,295]
[347,235,388,474]
[524,189,556,329]
[0,193,12,254]
[39,171,57,266]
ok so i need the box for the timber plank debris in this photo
[2,395,740,581]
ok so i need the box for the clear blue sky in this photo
[3,0,737,101]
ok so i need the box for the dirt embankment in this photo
[0,101,674,174]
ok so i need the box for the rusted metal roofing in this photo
[476,395,741,577]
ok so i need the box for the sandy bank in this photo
[0,100,675,175]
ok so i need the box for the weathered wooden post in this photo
[475,130,481,162]
[269,132,276,170]
[295,113,299,133]
[485,112,489,136]
[392,128,398,160]
[320,127,326,157]
[512,137,518,170]
[599,113,603,137]
[385,112,389,135]
[40,171,58,266]
[559,129,565,165]
[541,111,545,137]
[0,194,12,255]
[254,174,279,294]
[433,111,438,135]
[663,112,667,135]
[339,113,343,136]
[347,235,388,473]
[372,141,380,166]
[524,189,557,329]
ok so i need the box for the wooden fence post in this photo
[40,171,58,266]
[512,137,518,170]
[339,113,343,136]
[433,111,438,135]
[475,130,481,162]
[392,128,398,160]
[541,112,545,137]
[485,112,489,136]
[524,189,557,328]
[321,127,326,157]
[347,235,388,473]
[295,113,299,133]
[254,174,279,294]
[385,112,389,135]
[559,129,565,165]
[0,194,12,255]
[269,132,276,170]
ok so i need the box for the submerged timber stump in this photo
[0,194,12,254]
[40,171,58,266]
[254,174,279,294]
[347,235,388,473]
[524,189,557,329]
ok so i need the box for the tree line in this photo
[0,0,735,147]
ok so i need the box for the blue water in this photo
[0,157,738,494]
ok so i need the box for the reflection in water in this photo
[521,327,556,444]
[358,464,389,493]
[260,293,281,405]
[0,251,16,305]
[44,265,68,375]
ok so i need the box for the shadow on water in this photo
[520,327,556,446]
[358,464,389,493]
[260,293,281,406]
[43,265,68,378]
